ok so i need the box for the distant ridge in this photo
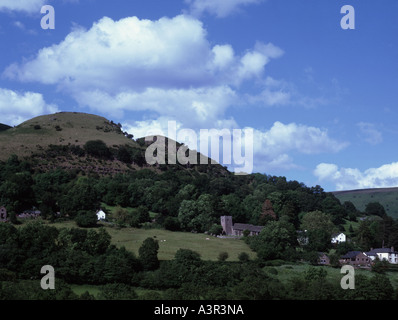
[333,187,398,219]
[333,187,398,195]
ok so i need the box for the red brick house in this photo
[340,251,373,268]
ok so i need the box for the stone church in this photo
[220,216,263,236]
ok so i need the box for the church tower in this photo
[220,216,233,235]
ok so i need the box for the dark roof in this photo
[331,232,345,237]
[233,223,263,233]
[368,248,395,254]
[364,252,377,257]
[341,251,362,259]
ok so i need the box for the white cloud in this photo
[5,15,277,91]
[357,122,383,145]
[254,121,348,156]
[0,0,46,13]
[314,162,398,190]
[4,14,282,124]
[250,122,348,172]
[122,117,347,175]
[185,0,264,18]
[0,88,58,126]
[76,86,237,127]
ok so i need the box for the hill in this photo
[0,123,12,132]
[0,112,225,176]
[0,112,139,158]
[333,187,398,219]
[0,112,147,174]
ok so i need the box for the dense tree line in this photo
[1,154,398,254]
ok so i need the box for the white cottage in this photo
[96,209,106,221]
[365,247,398,264]
[331,232,346,244]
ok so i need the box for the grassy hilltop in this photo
[0,112,141,161]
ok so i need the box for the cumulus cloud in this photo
[314,162,398,190]
[185,0,264,18]
[123,118,348,174]
[0,0,46,13]
[4,14,281,123]
[0,88,58,126]
[254,121,348,155]
[249,122,348,172]
[75,86,238,127]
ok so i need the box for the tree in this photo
[301,211,336,240]
[365,202,386,218]
[355,220,375,250]
[249,221,297,261]
[75,211,98,228]
[98,283,137,300]
[174,249,202,269]
[139,237,160,271]
[84,140,112,159]
[116,146,132,164]
[258,199,277,225]
[59,177,100,217]
[238,252,250,262]
[218,252,229,262]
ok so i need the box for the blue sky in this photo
[0,0,397,191]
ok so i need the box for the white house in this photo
[331,232,346,244]
[365,247,398,264]
[96,209,106,221]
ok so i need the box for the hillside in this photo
[0,112,228,177]
[0,112,139,159]
[0,123,12,132]
[333,187,398,219]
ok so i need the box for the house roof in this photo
[233,223,263,233]
[364,252,377,257]
[332,232,345,237]
[368,248,395,254]
[341,251,362,259]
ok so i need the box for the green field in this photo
[106,226,256,261]
[46,220,257,261]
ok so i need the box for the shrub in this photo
[84,140,112,159]
[75,211,98,228]
[218,252,229,262]
[238,252,250,262]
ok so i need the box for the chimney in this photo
[392,246,395,252]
